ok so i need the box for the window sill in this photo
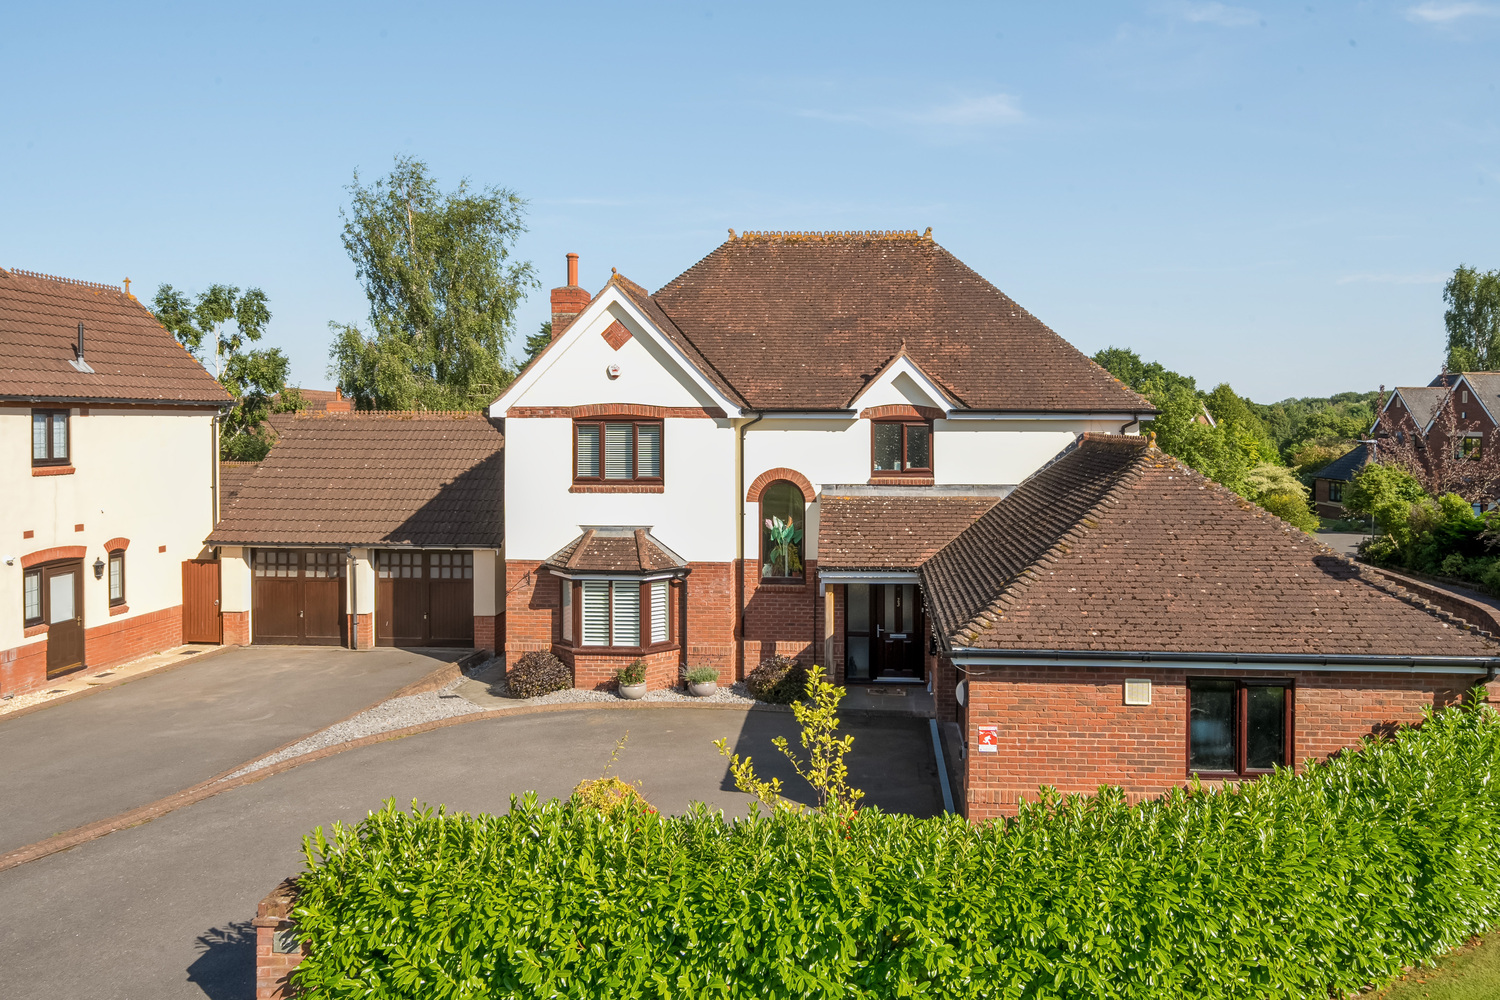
[32,465,76,477]
[109,603,129,617]
[24,623,49,637]
[565,642,679,655]
[867,475,934,486]
[570,484,665,494]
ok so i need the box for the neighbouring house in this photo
[918,434,1500,820]
[285,387,354,413]
[1373,384,1448,449]
[490,231,1155,690]
[0,267,229,696]
[206,411,504,651]
[1309,441,1371,518]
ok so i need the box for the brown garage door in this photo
[252,550,348,646]
[375,550,473,648]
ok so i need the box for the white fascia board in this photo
[818,570,921,584]
[949,650,1491,675]
[488,286,742,418]
[848,355,959,413]
[942,411,1147,422]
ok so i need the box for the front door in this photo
[44,561,85,677]
[873,583,923,681]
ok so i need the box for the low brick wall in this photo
[254,877,305,999]
[222,610,251,645]
[0,604,183,698]
[1359,565,1500,636]
[559,645,681,691]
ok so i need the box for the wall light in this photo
[93,557,106,580]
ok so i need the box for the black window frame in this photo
[1187,677,1294,779]
[31,409,70,467]
[871,420,933,477]
[1328,480,1344,503]
[23,566,44,627]
[108,550,126,607]
[572,418,665,485]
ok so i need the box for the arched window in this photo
[761,481,806,580]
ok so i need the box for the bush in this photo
[615,659,646,686]
[744,655,808,703]
[1258,491,1319,532]
[505,650,570,699]
[684,666,719,685]
[293,699,1500,999]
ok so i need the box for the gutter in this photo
[948,647,1500,676]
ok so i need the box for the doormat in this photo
[866,687,908,697]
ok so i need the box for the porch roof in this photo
[816,489,1005,572]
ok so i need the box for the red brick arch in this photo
[22,545,87,568]
[103,537,130,553]
[746,468,816,504]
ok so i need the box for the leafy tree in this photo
[523,320,552,366]
[151,281,292,460]
[1443,264,1500,373]
[1242,462,1319,532]
[1343,463,1427,552]
[329,155,537,410]
[1093,346,1197,394]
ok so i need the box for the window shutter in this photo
[637,424,662,478]
[651,581,668,643]
[576,424,600,478]
[604,424,634,480]
[611,581,640,645]
[582,581,611,645]
[561,580,572,642]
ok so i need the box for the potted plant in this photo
[685,666,719,697]
[616,659,648,700]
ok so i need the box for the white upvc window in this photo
[579,580,642,647]
[560,577,572,642]
[650,580,669,644]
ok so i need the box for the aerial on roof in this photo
[207,412,503,547]
[817,490,1007,571]
[586,232,1154,414]
[545,527,688,575]
[921,433,1499,659]
[0,267,228,405]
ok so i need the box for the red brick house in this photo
[919,434,1500,821]
[1309,442,1370,518]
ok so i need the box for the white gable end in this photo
[847,355,956,413]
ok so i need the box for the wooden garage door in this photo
[252,550,348,646]
[375,550,474,648]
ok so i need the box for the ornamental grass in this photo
[291,696,1500,999]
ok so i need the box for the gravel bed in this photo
[484,671,771,708]
[225,676,484,779]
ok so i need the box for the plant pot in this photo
[619,683,647,700]
[688,681,718,697]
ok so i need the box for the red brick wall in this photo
[254,879,304,1000]
[222,610,250,646]
[0,605,183,697]
[559,645,681,692]
[958,663,1484,822]
[505,561,559,658]
[684,562,735,682]
[741,558,819,672]
[474,614,499,654]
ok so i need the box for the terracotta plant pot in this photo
[688,681,718,697]
[619,683,648,700]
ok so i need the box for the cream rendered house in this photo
[0,268,227,697]
[492,231,1154,692]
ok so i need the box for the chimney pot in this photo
[550,253,590,341]
[566,252,579,288]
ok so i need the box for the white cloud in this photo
[1162,2,1261,27]
[797,93,1025,131]
[1336,273,1447,285]
[1406,2,1499,22]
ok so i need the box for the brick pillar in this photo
[222,611,251,646]
[254,878,305,1000]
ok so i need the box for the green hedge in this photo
[292,699,1500,999]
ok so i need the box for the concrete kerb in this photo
[0,694,796,874]
[0,644,237,724]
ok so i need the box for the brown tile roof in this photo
[218,462,259,506]
[921,434,1500,658]
[0,268,228,405]
[644,232,1151,413]
[1391,386,1449,427]
[545,527,688,574]
[207,412,503,547]
[817,491,1004,571]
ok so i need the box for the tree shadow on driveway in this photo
[185,920,255,1000]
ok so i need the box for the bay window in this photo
[574,419,663,484]
[872,420,931,477]
[1188,678,1292,778]
[573,577,673,648]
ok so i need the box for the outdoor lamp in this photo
[93,557,105,579]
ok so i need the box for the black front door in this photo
[844,583,924,683]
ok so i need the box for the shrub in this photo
[293,698,1500,999]
[615,659,646,686]
[1440,552,1468,577]
[569,733,650,815]
[744,654,808,703]
[1258,490,1319,532]
[684,666,719,685]
[505,650,570,699]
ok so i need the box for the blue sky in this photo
[3,1,1497,402]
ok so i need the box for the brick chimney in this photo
[550,253,589,340]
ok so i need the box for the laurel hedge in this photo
[290,698,1500,999]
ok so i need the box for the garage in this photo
[251,549,347,645]
[375,550,474,647]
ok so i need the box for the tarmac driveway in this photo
[0,706,941,1000]
[0,646,460,855]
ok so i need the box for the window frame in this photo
[23,566,44,627]
[572,418,665,486]
[1186,677,1294,779]
[870,419,933,478]
[108,550,126,607]
[1328,480,1344,503]
[565,575,675,651]
[759,480,808,583]
[31,409,70,467]
[1459,434,1483,461]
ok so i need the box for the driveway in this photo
[0,646,460,855]
[1316,530,1369,557]
[0,707,940,1000]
